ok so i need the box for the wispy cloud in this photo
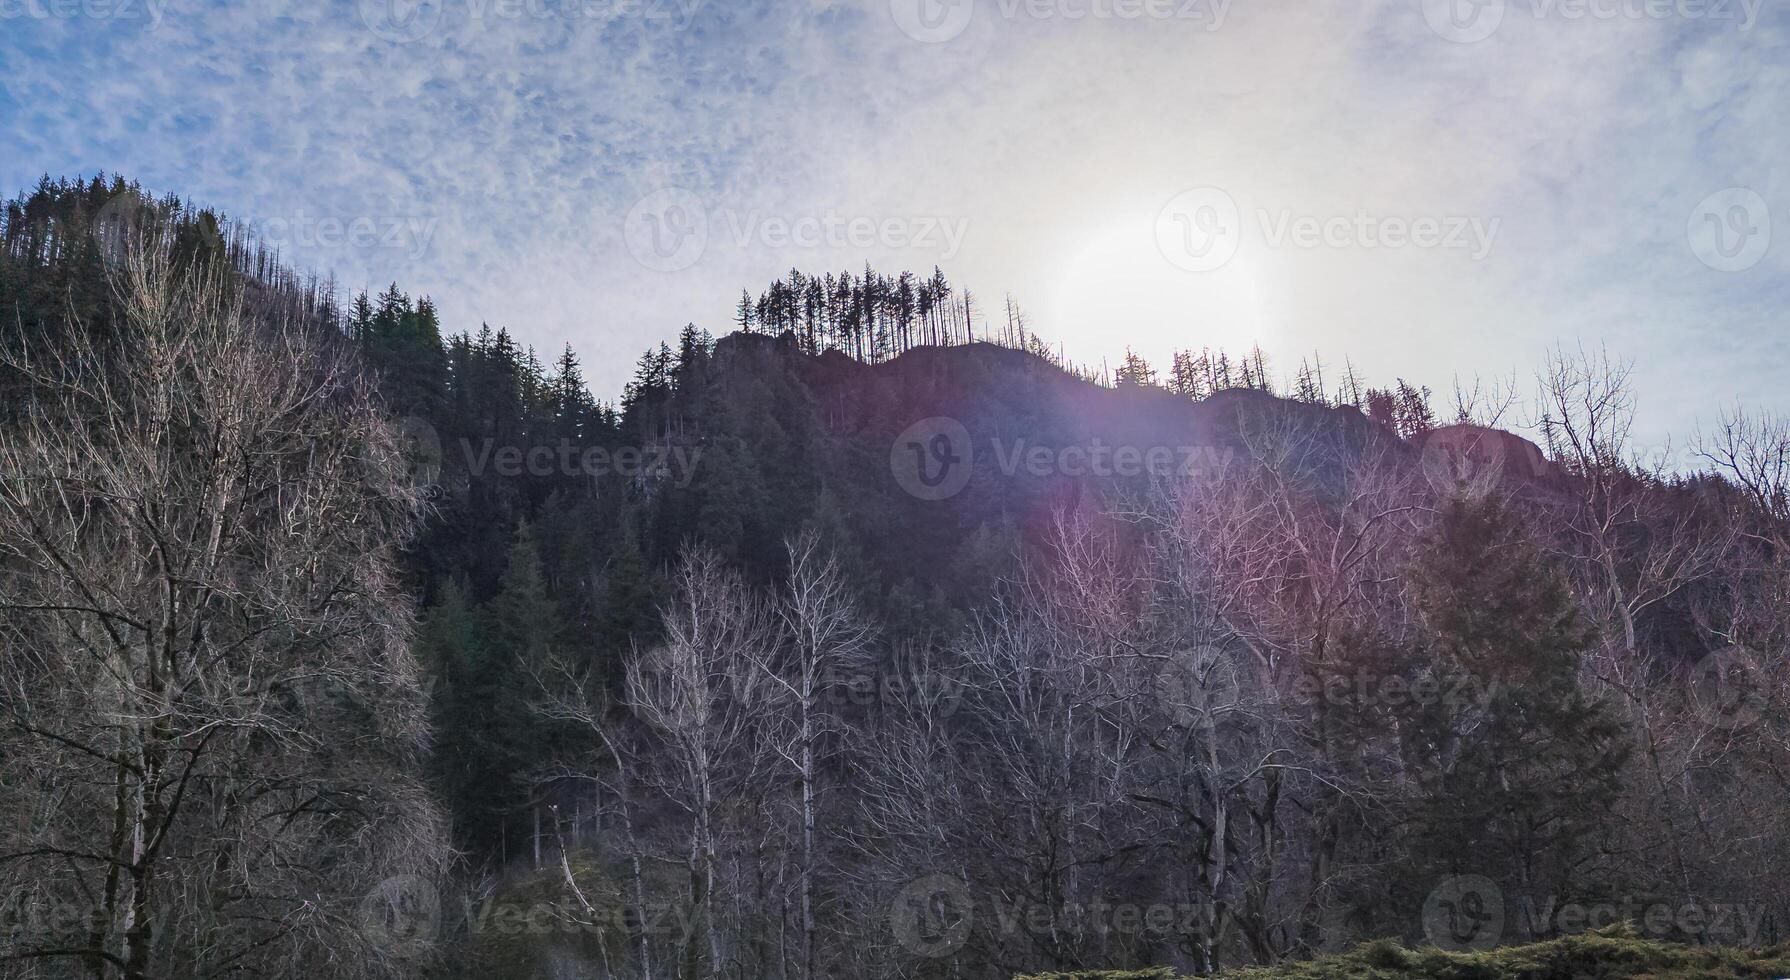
[3,0,1785,447]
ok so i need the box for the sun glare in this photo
[1049,214,1272,372]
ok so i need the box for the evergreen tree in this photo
[1114,348,1158,389]
[596,540,658,671]
[1395,494,1629,936]
[737,289,756,333]
[415,582,489,846]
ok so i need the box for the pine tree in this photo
[596,541,658,682]
[551,344,593,440]
[470,523,566,854]
[1396,494,1630,935]
[673,322,713,390]
[415,582,488,845]
[348,291,376,345]
[736,289,756,334]
[1114,348,1158,389]
[1169,349,1207,399]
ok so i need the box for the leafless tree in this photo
[624,545,782,980]
[0,244,450,980]
[759,531,874,980]
[1533,345,1728,664]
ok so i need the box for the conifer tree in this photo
[1115,348,1158,389]
[1396,494,1629,935]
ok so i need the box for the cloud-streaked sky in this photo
[4,0,1786,451]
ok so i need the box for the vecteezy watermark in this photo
[1422,877,1770,949]
[1517,895,1770,945]
[1154,645,1242,726]
[242,211,439,262]
[359,875,441,954]
[890,417,1236,501]
[464,896,697,939]
[360,0,443,41]
[621,189,971,273]
[460,438,703,485]
[889,0,1231,42]
[889,417,975,501]
[2,896,180,949]
[889,874,1216,958]
[0,0,168,29]
[890,874,976,957]
[716,211,970,261]
[632,663,967,735]
[1421,0,1762,43]
[1257,209,1499,258]
[623,189,708,273]
[826,668,968,717]
[1423,875,1505,951]
[396,416,444,488]
[1687,187,1771,272]
[987,898,1212,941]
[90,186,225,258]
[1155,187,1243,273]
[360,0,703,42]
[1418,425,1550,500]
[1684,645,1774,731]
[1291,667,1502,714]
[1156,188,1499,272]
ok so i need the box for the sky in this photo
[3,0,1787,454]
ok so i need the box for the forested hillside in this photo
[3,177,1788,980]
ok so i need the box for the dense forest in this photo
[2,176,1788,980]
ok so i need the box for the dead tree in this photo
[0,243,449,980]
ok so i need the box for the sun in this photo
[1046,214,1273,374]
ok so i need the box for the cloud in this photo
[2,0,1785,450]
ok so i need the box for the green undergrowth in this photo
[1016,927,1790,980]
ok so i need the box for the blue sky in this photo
[3,0,1786,453]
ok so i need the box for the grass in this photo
[1015,927,1790,979]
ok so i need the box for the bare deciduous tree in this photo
[0,244,449,980]
[624,545,781,980]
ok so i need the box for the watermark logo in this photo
[1422,0,1505,42]
[1156,187,1243,273]
[358,874,441,953]
[991,0,1231,26]
[91,186,224,259]
[717,210,970,260]
[1421,426,1509,500]
[1418,426,1547,499]
[463,894,697,939]
[1688,188,1770,272]
[1256,209,1499,259]
[458,438,701,484]
[622,193,968,271]
[360,0,444,42]
[828,668,969,718]
[0,0,169,30]
[892,0,1231,38]
[624,188,709,273]
[890,873,975,957]
[1685,645,1772,731]
[246,211,438,262]
[891,0,975,41]
[892,418,1236,500]
[1154,644,1240,726]
[397,416,443,487]
[1423,874,1504,951]
[891,417,975,501]
[1292,667,1501,714]
[1515,895,1769,945]
[91,186,153,256]
[1423,0,1761,41]
[1157,189,1499,272]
